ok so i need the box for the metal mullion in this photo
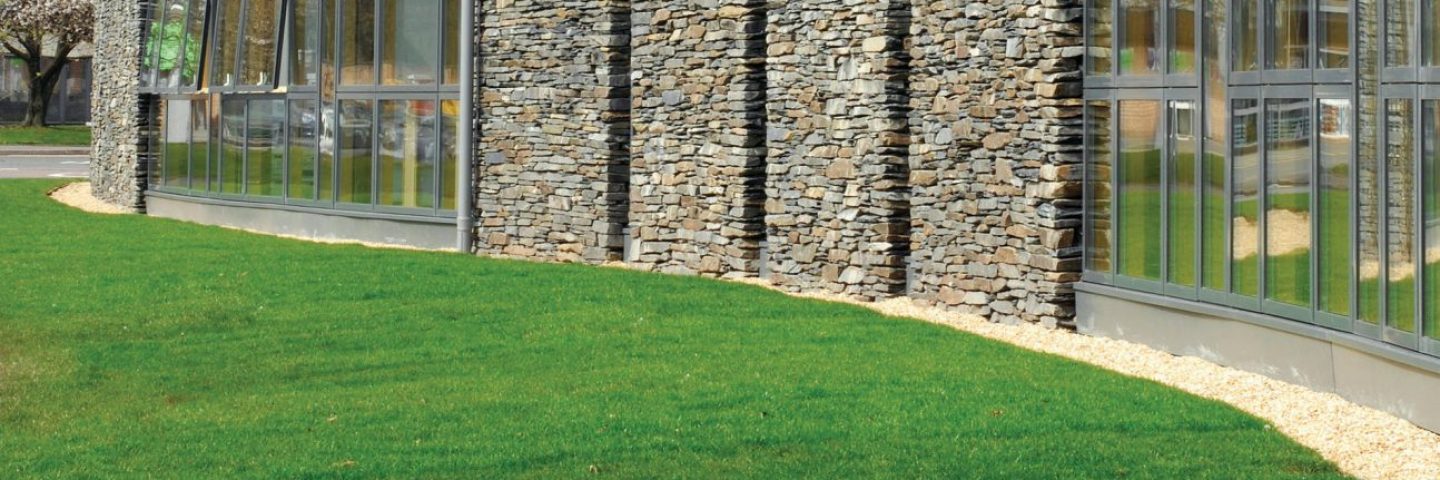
[371,95,380,209]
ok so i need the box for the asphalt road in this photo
[0,155,90,179]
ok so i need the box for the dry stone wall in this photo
[475,0,633,263]
[907,0,1085,326]
[628,0,768,277]
[763,0,914,301]
[90,0,145,211]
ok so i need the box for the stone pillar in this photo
[627,0,768,277]
[90,0,145,211]
[908,0,1084,326]
[476,0,633,263]
[764,0,913,301]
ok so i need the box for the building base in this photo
[146,192,457,251]
[1077,283,1440,433]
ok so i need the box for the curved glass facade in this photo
[1085,0,1440,357]
[142,0,460,217]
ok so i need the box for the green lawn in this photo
[0,126,91,146]
[0,180,1348,478]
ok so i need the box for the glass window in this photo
[163,99,191,188]
[1318,0,1350,69]
[191,98,211,192]
[212,0,242,87]
[322,0,339,97]
[441,99,459,210]
[291,0,323,87]
[240,0,283,87]
[1089,0,1114,76]
[289,100,319,200]
[341,0,377,85]
[1386,99,1417,332]
[1234,0,1260,71]
[1269,0,1310,69]
[1318,99,1352,316]
[378,99,438,208]
[1424,101,1440,340]
[1387,0,1414,67]
[1169,101,1198,286]
[319,101,336,201]
[1087,100,1115,274]
[1120,0,1161,75]
[1233,99,1261,297]
[220,98,246,194]
[1203,0,1228,291]
[443,0,461,85]
[338,99,374,204]
[382,0,442,86]
[1428,0,1440,65]
[153,0,190,89]
[246,99,285,197]
[139,2,161,89]
[1118,100,1164,280]
[1264,98,1313,307]
[1170,0,1197,73]
[179,0,208,87]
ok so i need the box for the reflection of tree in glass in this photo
[144,2,200,81]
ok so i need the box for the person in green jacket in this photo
[142,3,201,86]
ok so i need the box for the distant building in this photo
[0,42,92,125]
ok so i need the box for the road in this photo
[0,155,90,179]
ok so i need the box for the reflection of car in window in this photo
[380,101,438,166]
[319,103,373,156]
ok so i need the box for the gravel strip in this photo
[48,182,130,215]
[745,283,1440,480]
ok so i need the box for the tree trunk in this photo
[20,56,63,128]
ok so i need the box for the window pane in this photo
[191,98,211,192]
[289,100,319,200]
[291,0,322,87]
[1265,98,1312,307]
[1203,0,1228,291]
[1087,100,1114,274]
[1269,0,1310,69]
[246,99,285,197]
[1318,99,1352,315]
[1089,0,1114,75]
[1120,0,1161,75]
[163,99,191,188]
[241,0,283,87]
[139,2,160,89]
[154,0,189,89]
[212,0,241,87]
[378,99,438,208]
[338,99,374,204]
[1233,99,1261,297]
[1386,99,1417,332]
[1429,0,1440,65]
[441,99,459,210]
[1318,0,1350,68]
[1386,0,1414,67]
[1234,0,1260,71]
[178,0,208,87]
[1118,100,1163,280]
[322,0,338,97]
[320,101,336,201]
[1170,0,1196,73]
[1424,101,1440,340]
[341,0,377,85]
[382,0,441,86]
[443,0,461,84]
[221,98,246,194]
[1169,101,1198,286]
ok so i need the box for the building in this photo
[89,0,1440,432]
[0,42,93,125]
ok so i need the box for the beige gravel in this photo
[48,182,130,215]
[47,185,1440,478]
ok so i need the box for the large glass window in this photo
[246,99,285,197]
[1170,0,1196,73]
[1268,0,1310,70]
[1318,0,1350,69]
[320,101,337,202]
[1318,99,1352,316]
[289,100,320,200]
[338,99,374,204]
[443,0,461,85]
[1169,101,1198,286]
[1386,99,1417,332]
[220,98,247,194]
[1387,0,1415,67]
[291,0,323,87]
[378,99,438,208]
[1202,0,1228,291]
[441,99,460,210]
[240,0,283,87]
[191,98,211,192]
[212,0,242,87]
[381,0,442,86]
[1121,0,1162,75]
[1233,99,1262,297]
[1265,98,1313,307]
[1087,100,1115,274]
[1118,100,1164,280]
[341,0,377,85]
[163,99,192,188]
[1234,0,1260,71]
[1424,101,1440,340]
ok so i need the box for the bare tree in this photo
[0,0,94,128]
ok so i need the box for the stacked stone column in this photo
[476,0,633,263]
[627,0,769,277]
[90,0,145,211]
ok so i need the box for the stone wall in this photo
[474,0,632,263]
[627,0,768,277]
[907,0,1084,325]
[90,0,145,211]
[763,0,914,301]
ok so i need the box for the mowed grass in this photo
[0,180,1348,478]
[0,126,91,146]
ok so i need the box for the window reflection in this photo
[1386,99,1417,332]
[1318,99,1352,315]
[1118,100,1164,280]
[341,0,377,85]
[1264,98,1313,307]
[378,100,438,208]
[1234,0,1259,71]
[1170,101,1198,286]
[241,0,282,87]
[1424,101,1440,339]
[163,99,191,188]
[289,100,319,200]
[338,100,374,204]
[179,0,208,87]
[220,98,246,194]
[1387,0,1414,67]
[291,0,322,87]
[191,99,210,192]
[152,0,190,89]
[444,0,461,84]
[246,99,285,197]
[441,100,459,210]
[1318,0,1350,68]
[1170,0,1196,73]
[382,0,442,86]
[1121,0,1161,75]
[212,1,241,87]
[1233,99,1261,297]
[1268,0,1309,69]
[1088,101,1114,274]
